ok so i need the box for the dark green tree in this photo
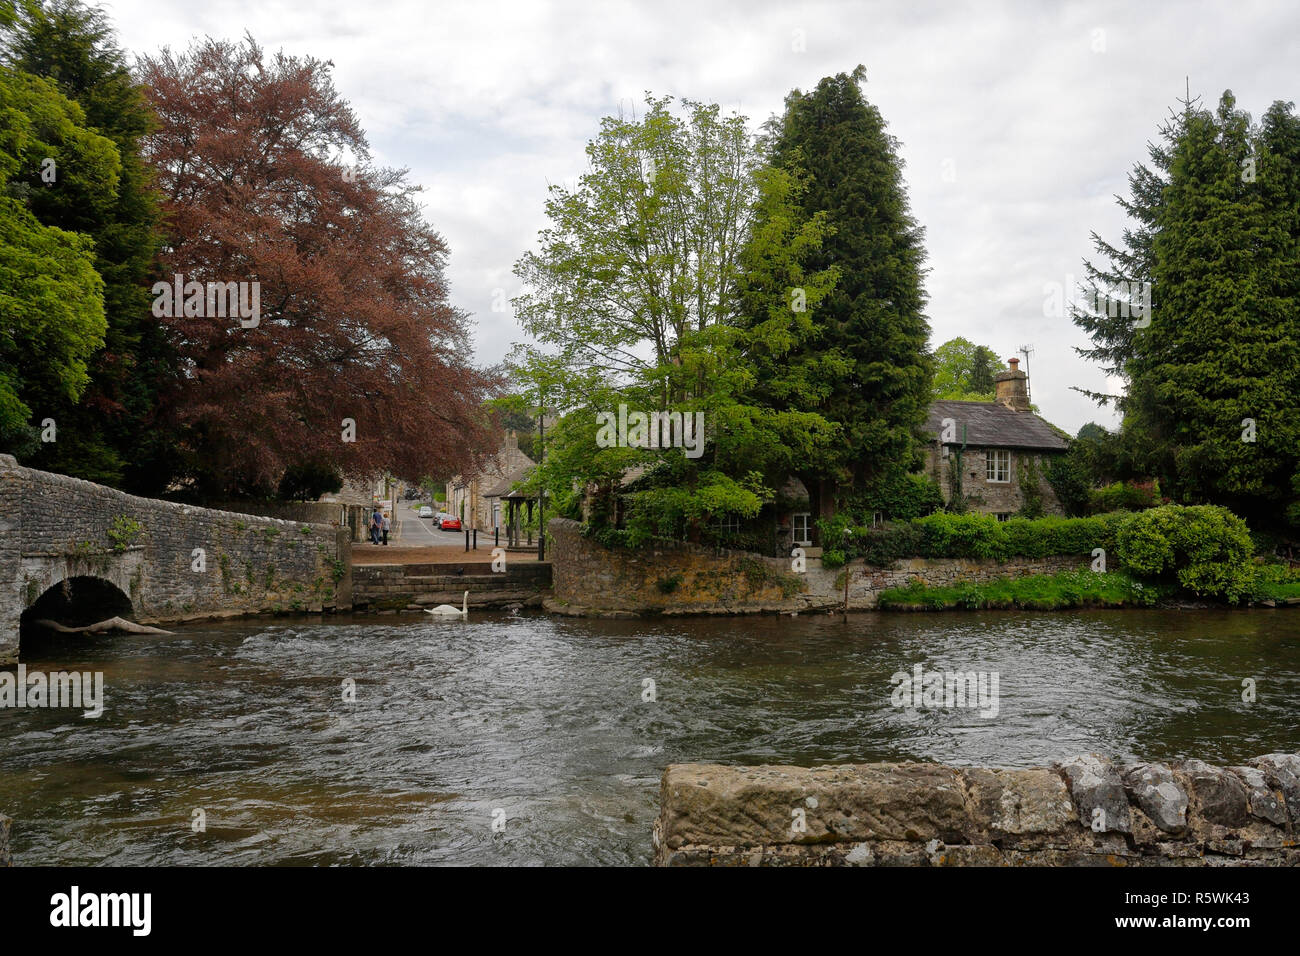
[5,0,171,491]
[1125,93,1300,522]
[765,66,933,519]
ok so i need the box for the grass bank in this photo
[877,570,1165,611]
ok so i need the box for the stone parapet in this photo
[654,754,1300,866]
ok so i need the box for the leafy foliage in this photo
[1115,504,1256,601]
[932,336,1001,401]
[138,36,497,498]
[7,0,172,490]
[0,63,112,451]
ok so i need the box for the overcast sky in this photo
[100,0,1299,434]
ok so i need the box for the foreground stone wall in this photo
[547,517,1081,616]
[1,454,353,664]
[654,754,1300,866]
[352,560,552,611]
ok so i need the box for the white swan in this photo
[425,590,468,618]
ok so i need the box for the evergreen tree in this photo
[766,66,932,519]
[6,0,171,491]
[1079,91,1300,524]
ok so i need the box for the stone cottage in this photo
[925,358,1069,518]
[446,431,536,532]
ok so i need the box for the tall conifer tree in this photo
[765,66,932,519]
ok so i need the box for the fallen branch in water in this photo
[33,617,173,635]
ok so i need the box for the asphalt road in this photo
[392,499,443,546]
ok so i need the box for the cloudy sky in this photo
[101,0,1299,434]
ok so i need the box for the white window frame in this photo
[985,449,1011,483]
[995,512,1012,522]
[792,513,812,547]
[716,514,741,536]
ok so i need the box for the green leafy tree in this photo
[5,0,171,489]
[0,63,114,452]
[931,337,1002,400]
[512,96,840,543]
[766,66,933,519]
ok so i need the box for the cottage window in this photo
[792,513,812,547]
[716,514,741,536]
[985,449,1011,483]
[995,512,1012,522]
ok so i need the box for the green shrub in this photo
[1115,504,1255,601]
[821,548,846,569]
[845,473,944,521]
[106,515,144,552]
[912,512,1007,559]
[1088,481,1159,513]
[655,573,683,594]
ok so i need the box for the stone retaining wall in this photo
[547,517,1083,616]
[654,754,1300,866]
[352,561,552,611]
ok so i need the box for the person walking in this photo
[381,512,391,546]
[370,509,382,545]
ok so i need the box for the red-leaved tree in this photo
[139,35,497,498]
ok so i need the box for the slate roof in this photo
[926,400,1069,452]
[483,462,536,499]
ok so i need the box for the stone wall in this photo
[211,500,372,542]
[654,753,1300,866]
[1,454,353,664]
[0,812,10,867]
[547,517,1082,616]
[352,560,552,611]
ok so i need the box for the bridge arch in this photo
[19,575,135,652]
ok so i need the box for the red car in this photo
[439,515,461,531]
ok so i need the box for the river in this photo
[3,608,1298,865]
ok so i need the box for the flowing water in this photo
[3,609,1299,866]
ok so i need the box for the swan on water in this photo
[425,590,469,618]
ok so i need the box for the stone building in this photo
[446,432,536,532]
[925,358,1069,518]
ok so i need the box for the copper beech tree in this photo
[139,36,497,498]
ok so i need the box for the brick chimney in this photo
[994,357,1031,411]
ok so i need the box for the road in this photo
[391,499,442,546]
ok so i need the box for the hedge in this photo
[830,505,1260,602]
[832,512,1126,565]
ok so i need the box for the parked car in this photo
[439,515,462,531]
[418,506,434,518]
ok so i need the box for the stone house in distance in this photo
[925,358,1069,518]
[446,431,536,532]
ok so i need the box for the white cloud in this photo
[100,0,1300,434]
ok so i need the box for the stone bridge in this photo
[0,454,352,665]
